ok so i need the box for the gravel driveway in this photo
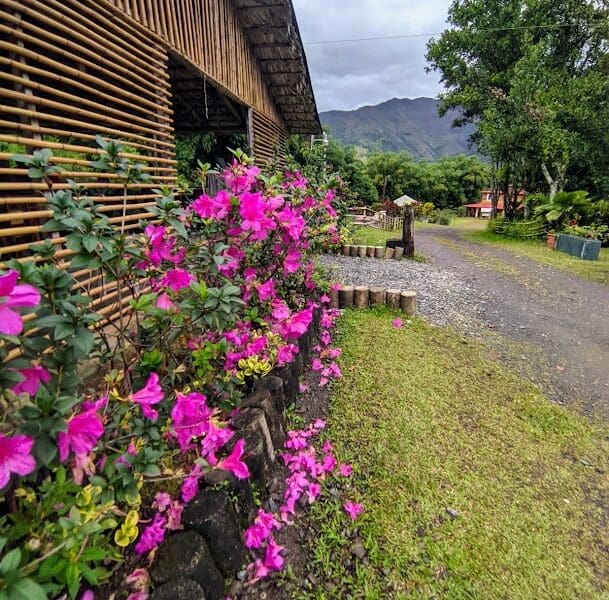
[320,226,609,417]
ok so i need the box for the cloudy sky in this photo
[292,0,452,113]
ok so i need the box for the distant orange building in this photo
[464,189,526,218]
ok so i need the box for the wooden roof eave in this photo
[234,0,321,135]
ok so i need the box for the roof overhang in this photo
[234,0,322,135]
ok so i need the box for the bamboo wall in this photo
[0,0,309,321]
[110,0,285,127]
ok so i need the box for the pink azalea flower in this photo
[216,439,250,479]
[239,192,267,232]
[200,423,234,465]
[339,463,353,477]
[135,513,167,555]
[127,593,148,600]
[171,392,213,450]
[277,344,297,366]
[322,440,333,454]
[257,278,276,302]
[320,294,331,304]
[160,268,195,293]
[0,434,36,488]
[299,383,309,393]
[192,190,231,220]
[343,500,364,520]
[11,364,50,396]
[131,373,163,421]
[313,419,326,430]
[306,482,322,504]
[281,307,313,340]
[392,318,404,328]
[155,292,177,312]
[81,591,95,600]
[58,409,104,462]
[0,270,40,336]
[311,358,323,372]
[283,250,301,274]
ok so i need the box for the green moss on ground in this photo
[299,309,609,599]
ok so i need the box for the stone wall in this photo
[149,309,321,599]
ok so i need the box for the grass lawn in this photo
[465,229,609,286]
[302,309,609,599]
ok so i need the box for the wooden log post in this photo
[400,291,416,316]
[366,246,375,257]
[339,286,354,308]
[342,245,351,256]
[357,245,367,258]
[386,289,401,309]
[402,204,415,258]
[394,246,404,260]
[374,246,384,259]
[354,286,369,308]
[384,247,395,259]
[330,287,340,309]
[369,287,386,307]
[350,245,358,257]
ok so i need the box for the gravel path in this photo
[318,254,490,328]
[320,226,609,417]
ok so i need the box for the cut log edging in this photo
[334,285,417,316]
[149,309,322,600]
[337,244,405,261]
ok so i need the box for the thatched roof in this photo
[394,194,418,207]
[234,0,322,134]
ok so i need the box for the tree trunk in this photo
[502,179,512,221]
[541,162,558,202]
[490,159,499,220]
[402,205,415,258]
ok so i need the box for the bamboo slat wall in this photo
[0,0,173,321]
[0,0,320,321]
[110,0,284,127]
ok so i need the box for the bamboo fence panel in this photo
[0,0,173,322]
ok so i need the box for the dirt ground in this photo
[415,225,609,418]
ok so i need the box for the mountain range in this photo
[319,97,477,161]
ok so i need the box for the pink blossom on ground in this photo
[392,317,404,328]
[298,383,309,393]
[263,539,284,571]
[322,454,337,473]
[313,419,326,430]
[127,593,149,600]
[11,364,51,396]
[80,591,95,600]
[322,440,333,454]
[58,409,104,463]
[343,500,364,520]
[338,464,353,477]
[180,464,203,503]
[320,294,330,304]
[125,567,150,591]
[216,439,250,479]
[131,373,163,421]
[0,434,36,488]
[311,358,323,372]
[0,270,40,336]
[135,513,167,555]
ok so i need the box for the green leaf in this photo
[81,234,99,254]
[8,578,47,600]
[72,328,95,357]
[35,437,58,466]
[143,464,161,477]
[65,563,81,599]
[0,548,22,576]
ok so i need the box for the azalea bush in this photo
[0,141,342,598]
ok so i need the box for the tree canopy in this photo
[426,0,609,215]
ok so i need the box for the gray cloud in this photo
[292,0,452,112]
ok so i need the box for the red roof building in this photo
[464,190,526,217]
